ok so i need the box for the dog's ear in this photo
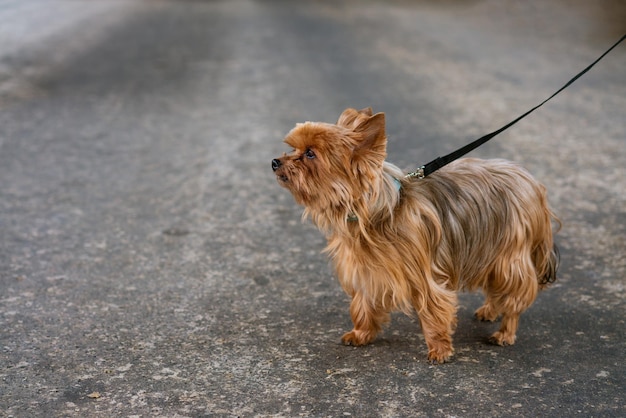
[352,112,387,168]
[358,107,373,116]
[354,112,386,149]
[337,108,361,128]
[338,107,377,130]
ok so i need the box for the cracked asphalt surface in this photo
[1,1,625,416]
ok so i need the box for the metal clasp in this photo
[406,166,425,180]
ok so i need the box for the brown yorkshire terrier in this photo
[272,107,559,363]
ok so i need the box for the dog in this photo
[272,107,559,363]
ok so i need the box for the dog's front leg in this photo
[418,315,455,364]
[413,284,458,364]
[341,291,389,346]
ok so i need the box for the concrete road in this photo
[1,1,625,416]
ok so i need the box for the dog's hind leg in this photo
[489,314,520,346]
[486,254,539,346]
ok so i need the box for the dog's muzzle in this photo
[272,158,289,183]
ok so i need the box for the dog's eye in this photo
[304,148,316,159]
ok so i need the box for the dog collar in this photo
[347,177,401,222]
[392,177,402,191]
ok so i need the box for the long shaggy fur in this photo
[272,107,559,363]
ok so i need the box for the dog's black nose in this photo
[271,158,282,172]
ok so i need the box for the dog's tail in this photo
[538,243,560,287]
[535,211,560,288]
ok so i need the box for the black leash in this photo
[407,33,626,179]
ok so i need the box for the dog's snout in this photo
[272,158,282,172]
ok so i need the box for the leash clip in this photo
[406,166,425,180]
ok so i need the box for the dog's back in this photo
[401,157,558,346]
[405,158,558,291]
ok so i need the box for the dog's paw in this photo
[427,347,453,364]
[475,305,499,322]
[341,330,374,346]
[488,331,516,346]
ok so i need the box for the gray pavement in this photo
[1,1,625,416]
